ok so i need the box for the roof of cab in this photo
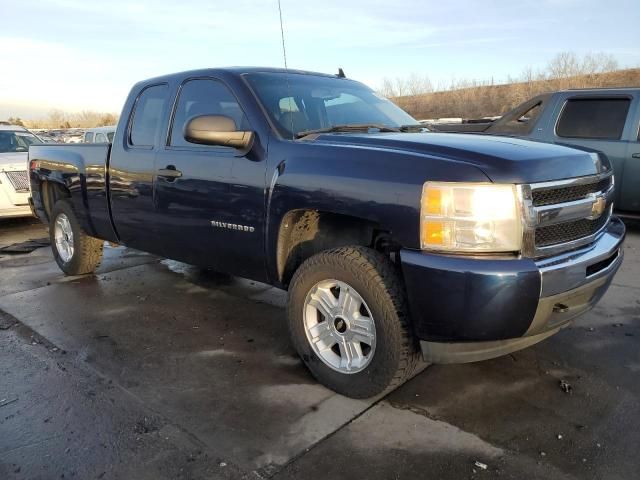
[136,67,343,85]
[560,87,640,93]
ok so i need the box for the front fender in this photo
[264,140,490,283]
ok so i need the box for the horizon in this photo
[2,0,639,119]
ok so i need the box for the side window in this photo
[170,79,247,147]
[84,132,94,143]
[129,84,169,147]
[556,98,630,140]
[95,133,107,143]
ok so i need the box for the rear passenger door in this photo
[553,95,632,207]
[153,77,267,280]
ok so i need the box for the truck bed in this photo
[29,143,116,241]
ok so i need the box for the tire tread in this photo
[50,201,103,275]
[288,246,421,397]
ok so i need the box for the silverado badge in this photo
[211,220,255,232]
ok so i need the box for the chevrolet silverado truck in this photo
[28,68,625,398]
[429,88,640,215]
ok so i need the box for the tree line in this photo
[380,52,639,120]
[4,52,637,128]
[8,110,119,129]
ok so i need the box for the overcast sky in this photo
[1,0,639,118]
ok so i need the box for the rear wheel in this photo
[287,246,421,398]
[50,201,104,275]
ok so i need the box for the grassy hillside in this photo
[393,68,640,120]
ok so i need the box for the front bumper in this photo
[400,217,625,364]
[0,184,32,219]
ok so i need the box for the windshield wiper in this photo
[295,124,400,139]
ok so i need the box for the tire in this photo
[287,246,421,398]
[49,201,104,275]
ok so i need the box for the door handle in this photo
[157,166,182,180]
[632,153,640,159]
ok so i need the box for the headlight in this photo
[420,182,522,253]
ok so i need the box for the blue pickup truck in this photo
[28,68,625,398]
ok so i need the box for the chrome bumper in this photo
[526,216,624,335]
[420,217,625,364]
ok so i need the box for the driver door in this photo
[153,77,267,280]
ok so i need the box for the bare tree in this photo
[379,77,397,98]
[7,117,25,126]
[581,52,619,75]
[98,113,118,126]
[406,73,433,96]
[46,109,68,129]
[383,51,636,120]
[547,51,582,80]
[75,110,102,128]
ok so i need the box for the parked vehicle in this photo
[28,68,625,398]
[0,124,42,218]
[65,134,84,144]
[429,88,640,215]
[84,126,116,143]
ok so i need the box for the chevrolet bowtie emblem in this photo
[591,196,607,218]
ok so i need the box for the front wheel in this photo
[50,201,104,275]
[287,246,421,398]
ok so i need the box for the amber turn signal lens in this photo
[422,221,444,245]
[423,188,441,215]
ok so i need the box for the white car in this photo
[84,126,116,143]
[0,124,42,218]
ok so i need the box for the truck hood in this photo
[314,132,611,184]
[0,152,28,171]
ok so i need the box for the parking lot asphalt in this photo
[1,217,638,480]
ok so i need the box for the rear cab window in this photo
[556,97,631,140]
[84,132,94,143]
[129,84,169,147]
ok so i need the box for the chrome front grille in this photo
[520,172,614,258]
[535,214,610,247]
[4,171,30,192]
[532,177,612,207]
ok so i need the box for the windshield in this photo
[0,130,43,153]
[244,72,418,138]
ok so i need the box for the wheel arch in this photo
[40,179,71,222]
[274,209,401,288]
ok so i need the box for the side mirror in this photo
[184,115,254,154]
